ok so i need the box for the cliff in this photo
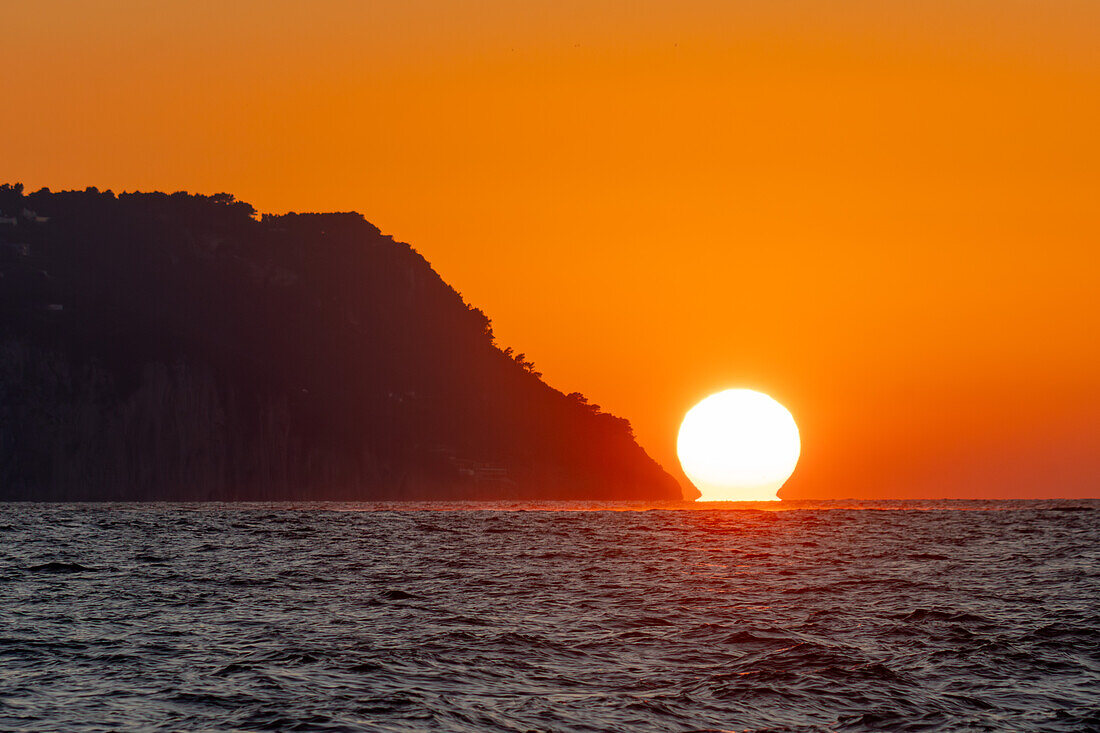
[0,185,682,501]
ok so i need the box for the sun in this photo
[677,389,800,501]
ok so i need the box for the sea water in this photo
[1,500,1097,731]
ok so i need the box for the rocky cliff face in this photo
[0,185,682,501]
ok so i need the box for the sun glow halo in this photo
[678,389,800,501]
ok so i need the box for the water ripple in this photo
[0,500,1096,731]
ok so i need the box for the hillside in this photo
[0,184,682,501]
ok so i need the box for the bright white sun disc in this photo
[677,389,800,501]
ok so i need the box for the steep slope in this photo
[0,185,682,501]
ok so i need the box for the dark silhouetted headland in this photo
[0,184,681,501]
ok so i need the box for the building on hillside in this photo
[0,242,30,258]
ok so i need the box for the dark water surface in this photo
[1,501,1097,731]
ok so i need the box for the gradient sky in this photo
[7,1,1098,498]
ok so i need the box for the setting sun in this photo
[678,389,801,501]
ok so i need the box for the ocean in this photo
[1,501,1097,731]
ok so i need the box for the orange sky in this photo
[7,1,1099,498]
